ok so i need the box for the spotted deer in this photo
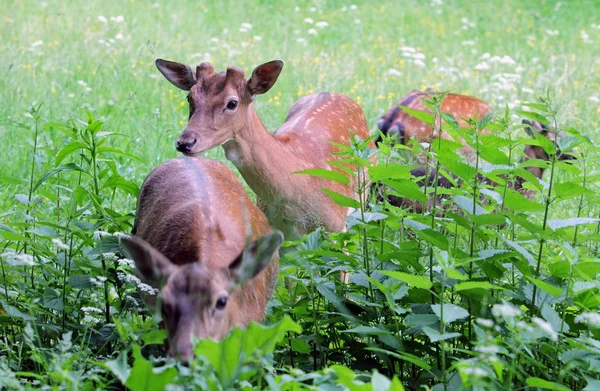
[155,58,375,240]
[373,120,576,212]
[121,157,282,361]
[375,89,492,158]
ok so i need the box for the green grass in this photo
[1,0,600,390]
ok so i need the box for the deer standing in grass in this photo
[121,157,282,361]
[375,89,492,159]
[155,59,375,240]
[375,120,576,212]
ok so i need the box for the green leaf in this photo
[368,164,414,182]
[553,182,594,198]
[321,188,360,208]
[503,189,545,212]
[455,281,503,292]
[516,110,549,125]
[400,106,434,125]
[525,377,570,391]
[294,168,350,185]
[102,174,140,197]
[342,325,391,335]
[431,304,469,323]
[379,271,432,290]
[366,347,431,371]
[548,261,571,279]
[530,278,563,297]
[422,327,461,342]
[55,141,87,166]
[541,304,569,333]
[0,299,36,321]
[33,163,90,192]
[125,345,176,391]
[453,195,487,216]
[383,179,428,202]
[42,287,64,311]
[68,274,93,289]
[194,316,301,388]
[290,338,310,354]
[547,218,598,231]
[104,350,130,385]
[414,228,449,250]
[505,240,536,266]
[141,329,167,345]
[27,225,58,237]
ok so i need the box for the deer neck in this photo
[222,105,293,205]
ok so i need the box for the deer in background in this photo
[121,157,282,361]
[375,89,492,160]
[155,58,375,240]
[373,119,576,212]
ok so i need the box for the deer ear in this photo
[247,60,284,96]
[522,119,535,138]
[228,231,283,286]
[155,59,196,91]
[121,236,176,287]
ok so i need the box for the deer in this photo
[375,89,492,159]
[373,120,576,212]
[154,58,376,241]
[120,156,283,361]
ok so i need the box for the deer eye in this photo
[215,296,228,310]
[226,99,238,110]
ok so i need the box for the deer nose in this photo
[176,138,197,153]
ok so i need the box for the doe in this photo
[121,157,282,361]
[155,58,375,239]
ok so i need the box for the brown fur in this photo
[156,59,376,239]
[127,157,280,361]
[376,90,492,159]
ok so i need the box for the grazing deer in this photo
[375,89,492,157]
[155,58,375,239]
[374,120,575,212]
[121,157,282,361]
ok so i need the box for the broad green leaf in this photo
[104,350,130,385]
[68,274,93,289]
[525,377,570,391]
[530,278,563,297]
[55,141,87,166]
[125,345,176,391]
[27,225,58,237]
[431,304,469,324]
[422,327,461,342]
[516,110,549,125]
[505,240,536,267]
[503,189,545,212]
[290,338,310,354]
[342,326,391,335]
[194,316,301,387]
[575,262,600,280]
[547,218,598,231]
[294,168,350,185]
[455,281,503,292]
[380,271,432,290]
[400,106,434,125]
[453,195,486,216]
[553,182,594,198]
[548,261,571,279]
[321,188,360,208]
[102,174,140,197]
[541,304,569,333]
[383,178,428,202]
[414,228,449,250]
[470,213,507,226]
[42,287,64,311]
[0,299,36,321]
[141,329,167,345]
[368,164,414,182]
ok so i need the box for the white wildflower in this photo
[592,23,600,30]
[522,87,534,94]
[474,62,489,71]
[296,38,307,44]
[546,29,559,36]
[294,6,300,11]
[388,68,401,77]
[97,15,108,23]
[462,40,475,46]
[117,258,134,267]
[97,276,107,283]
[241,22,252,29]
[139,283,159,295]
[581,30,591,43]
[210,37,219,43]
[309,6,316,12]
[110,15,125,23]
[31,40,43,47]
[476,318,494,328]
[315,21,329,28]
[102,252,117,262]
[115,33,123,40]
[413,59,426,68]
[350,4,358,10]
[304,18,314,24]
[575,312,600,328]
[52,238,69,250]
[491,303,521,320]
[1,252,35,266]
[532,317,558,341]
[253,35,262,41]
[81,306,103,314]
[308,28,317,35]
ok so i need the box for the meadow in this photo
[1,0,600,389]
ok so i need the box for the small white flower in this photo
[138,283,159,295]
[304,17,314,24]
[210,37,219,43]
[522,87,534,94]
[545,29,559,36]
[315,21,329,28]
[491,303,521,320]
[97,276,107,283]
[462,40,475,46]
[476,318,494,328]
[350,4,358,10]
[241,22,252,29]
[81,306,103,314]
[115,33,123,40]
[474,62,489,71]
[294,6,300,11]
[1,252,35,266]
[388,68,401,77]
[475,345,500,355]
[309,6,316,12]
[532,317,558,341]
[52,238,70,250]
[460,367,487,377]
[413,59,426,68]
[97,15,108,23]
[110,15,125,23]
[296,37,307,44]
[31,40,43,47]
[253,35,262,41]
[575,312,600,328]
[581,30,591,43]
[308,28,317,35]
